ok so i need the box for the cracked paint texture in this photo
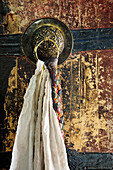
[59,50,113,152]
[1,50,113,152]
[0,0,113,153]
[6,0,113,32]
[2,57,35,151]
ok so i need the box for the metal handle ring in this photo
[33,38,59,61]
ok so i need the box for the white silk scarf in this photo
[9,60,70,170]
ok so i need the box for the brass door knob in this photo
[22,18,73,65]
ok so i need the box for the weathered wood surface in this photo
[0,0,113,169]
[0,56,35,151]
[0,49,113,153]
[7,0,113,31]
[60,50,113,152]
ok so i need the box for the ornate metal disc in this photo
[22,17,73,65]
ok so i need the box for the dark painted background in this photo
[0,0,113,169]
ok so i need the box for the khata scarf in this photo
[9,60,69,170]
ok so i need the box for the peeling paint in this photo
[59,50,113,152]
[6,0,113,32]
[3,57,35,151]
[0,0,113,154]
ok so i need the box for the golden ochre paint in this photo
[3,58,29,151]
[60,51,109,152]
[3,50,113,152]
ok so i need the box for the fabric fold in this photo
[10,60,69,170]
